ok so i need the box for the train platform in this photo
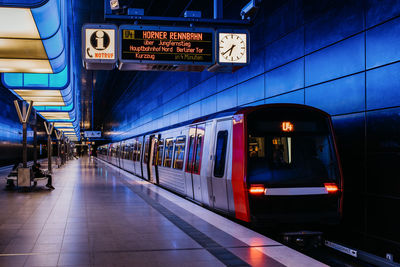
[0,157,326,267]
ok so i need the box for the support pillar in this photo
[44,121,54,173]
[14,100,33,167]
[33,116,37,165]
[22,115,27,168]
[55,130,62,167]
[14,100,33,187]
[63,136,66,164]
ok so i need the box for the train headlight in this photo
[249,184,266,195]
[324,183,339,193]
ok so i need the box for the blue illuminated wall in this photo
[0,85,40,166]
[108,0,400,257]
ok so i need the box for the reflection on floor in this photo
[0,157,325,266]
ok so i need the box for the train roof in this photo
[111,104,329,144]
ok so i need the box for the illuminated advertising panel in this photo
[119,25,214,71]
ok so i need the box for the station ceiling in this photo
[71,0,246,134]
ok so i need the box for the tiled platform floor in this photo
[0,157,326,266]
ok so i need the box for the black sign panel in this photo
[119,25,214,65]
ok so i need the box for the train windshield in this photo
[247,108,339,187]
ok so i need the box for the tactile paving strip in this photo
[121,179,252,267]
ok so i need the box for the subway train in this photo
[97,104,343,225]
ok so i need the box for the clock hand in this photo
[229,44,236,56]
[222,45,235,56]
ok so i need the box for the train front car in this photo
[232,104,343,227]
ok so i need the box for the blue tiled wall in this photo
[0,85,42,166]
[109,0,400,256]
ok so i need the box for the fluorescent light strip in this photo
[0,7,60,73]
[0,8,40,39]
[31,101,65,106]
[21,97,63,102]
[14,89,62,97]
[0,38,48,59]
[0,59,52,73]
[54,122,73,128]
[58,128,75,132]
[13,90,65,107]
[39,112,70,120]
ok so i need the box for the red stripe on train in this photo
[232,114,251,222]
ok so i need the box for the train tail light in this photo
[249,184,266,195]
[324,183,339,193]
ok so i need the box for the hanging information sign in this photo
[82,24,117,70]
[119,25,214,71]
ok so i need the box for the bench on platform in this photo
[4,168,50,188]
[32,169,50,187]
[4,168,18,188]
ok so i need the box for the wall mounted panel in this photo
[366,62,400,110]
[265,58,304,97]
[306,73,365,115]
[366,17,400,69]
[305,34,364,86]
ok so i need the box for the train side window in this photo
[157,139,164,166]
[132,141,137,161]
[129,143,134,161]
[214,131,228,178]
[186,135,195,172]
[163,138,173,168]
[137,141,142,162]
[144,138,150,164]
[193,134,203,174]
[173,136,186,170]
[124,146,127,159]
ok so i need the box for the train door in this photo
[148,135,156,183]
[142,136,150,180]
[192,125,205,202]
[108,144,112,162]
[156,138,164,184]
[185,125,205,202]
[126,139,134,174]
[114,144,119,166]
[118,142,122,167]
[185,127,196,199]
[120,141,125,169]
[151,134,161,184]
[132,138,138,175]
[138,136,143,178]
[210,119,230,211]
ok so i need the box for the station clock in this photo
[218,33,247,63]
[208,30,249,73]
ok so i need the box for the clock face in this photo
[219,33,247,64]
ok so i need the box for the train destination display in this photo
[119,26,214,71]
